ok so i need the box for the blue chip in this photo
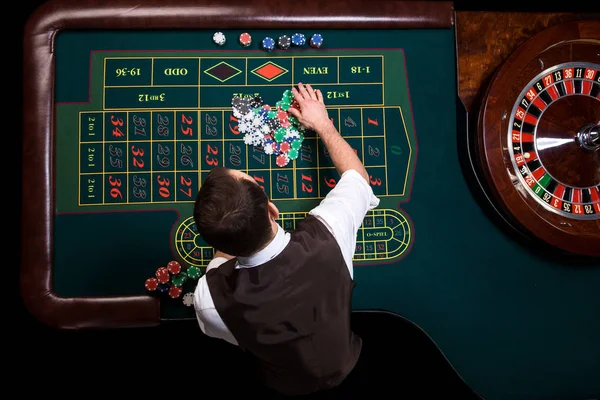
[291,33,306,46]
[262,37,276,51]
[310,33,323,48]
[157,283,170,293]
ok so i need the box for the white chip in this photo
[213,32,226,45]
[182,292,194,306]
[238,122,249,133]
[285,128,299,139]
[243,132,262,146]
[243,133,255,145]
[263,144,274,155]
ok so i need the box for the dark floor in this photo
[15,307,483,398]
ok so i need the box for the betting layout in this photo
[77,51,417,267]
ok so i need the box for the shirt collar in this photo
[236,224,290,268]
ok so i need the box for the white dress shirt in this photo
[193,169,380,345]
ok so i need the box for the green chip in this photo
[274,128,287,142]
[171,273,188,287]
[291,139,303,151]
[187,266,201,280]
[268,110,277,119]
[287,148,299,160]
[288,115,298,125]
[282,89,293,100]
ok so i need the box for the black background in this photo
[14,0,599,396]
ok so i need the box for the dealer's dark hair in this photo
[193,167,272,257]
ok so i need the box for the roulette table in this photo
[20,1,600,398]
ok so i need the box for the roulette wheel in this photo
[475,20,600,258]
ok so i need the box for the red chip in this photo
[277,110,287,120]
[280,141,290,152]
[239,32,252,46]
[276,154,289,167]
[167,260,181,274]
[156,267,170,283]
[168,285,183,299]
[145,277,158,291]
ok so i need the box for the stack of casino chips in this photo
[145,260,202,306]
[232,90,305,168]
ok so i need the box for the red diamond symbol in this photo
[252,62,288,81]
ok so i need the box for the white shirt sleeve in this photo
[309,169,380,279]
[193,257,238,346]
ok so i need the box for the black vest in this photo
[206,215,361,396]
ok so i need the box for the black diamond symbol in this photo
[204,62,242,82]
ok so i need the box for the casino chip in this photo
[291,33,306,46]
[250,95,262,108]
[239,32,252,47]
[262,37,276,52]
[157,283,170,294]
[145,277,158,291]
[168,285,183,299]
[278,35,291,50]
[267,118,280,131]
[287,148,299,160]
[167,260,181,275]
[155,267,170,284]
[171,272,188,287]
[276,153,290,167]
[213,31,226,46]
[182,292,194,307]
[187,265,202,280]
[310,33,323,48]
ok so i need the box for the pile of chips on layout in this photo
[144,260,202,306]
[232,90,306,167]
